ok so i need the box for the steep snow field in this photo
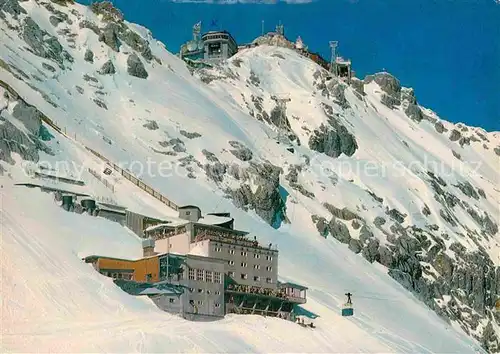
[0,177,481,353]
[0,0,498,352]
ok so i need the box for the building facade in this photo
[193,238,278,289]
[84,252,225,318]
[125,210,166,238]
[334,57,352,82]
[178,205,202,222]
[84,254,160,282]
[201,31,238,61]
[84,204,307,321]
[145,222,279,289]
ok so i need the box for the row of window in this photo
[227,261,272,271]
[203,34,233,43]
[103,271,133,280]
[214,247,273,261]
[191,288,221,296]
[214,243,275,255]
[188,268,222,283]
[227,271,273,283]
[170,298,221,308]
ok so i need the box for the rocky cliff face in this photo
[0,82,53,164]
[193,56,499,352]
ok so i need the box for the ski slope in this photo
[0,0,498,352]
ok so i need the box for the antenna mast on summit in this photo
[329,41,338,75]
[261,20,264,36]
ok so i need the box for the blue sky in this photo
[81,0,499,131]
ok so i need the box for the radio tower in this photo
[329,41,338,75]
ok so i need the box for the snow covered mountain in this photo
[0,0,499,352]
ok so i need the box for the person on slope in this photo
[345,292,353,305]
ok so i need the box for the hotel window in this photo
[254,264,261,270]
[241,262,247,267]
[214,272,222,283]
[214,247,222,252]
[228,260,234,266]
[266,266,272,272]
[254,254,260,259]
[169,298,175,303]
[229,249,235,255]
[241,273,248,280]
[205,271,213,283]
[197,300,203,305]
[266,277,273,283]
[215,291,221,295]
[197,269,204,281]
[189,268,195,280]
[254,276,260,282]
[266,256,273,261]
[198,289,204,293]
[241,251,247,256]
[215,303,221,308]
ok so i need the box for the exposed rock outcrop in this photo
[285,165,315,198]
[365,72,401,97]
[90,1,124,22]
[42,63,56,72]
[79,20,100,35]
[180,130,201,139]
[435,121,446,133]
[312,215,329,238]
[401,87,423,122]
[84,49,94,63]
[351,77,365,96]
[0,0,27,20]
[314,206,500,353]
[329,219,351,244]
[159,138,185,153]
[449,129,462,142]
[380,93,400,109]
[98,22,121,52]
[323,202,361,221]
[365,72,402,109]
[1,93,52,163]
[142,120,158,130]
[21,17,73,67]
[386,208,407,224]
[202,149,219,163]
[455,181,480,200]
[228,162,286,226]
[98,60,115,75]
[308,104,358,158]
[228,141,253,162]
[127,53,148,79]
[119,28,152,61]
